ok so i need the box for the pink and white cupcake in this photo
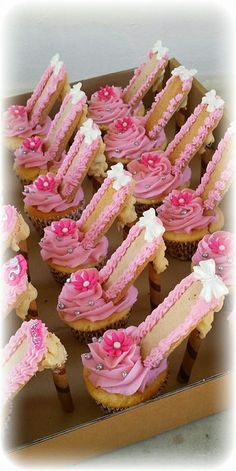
[0,204,30,252]
[2,254,37,320]
[57,268,138,343]
[13,136,49,184]
[40,218,108,284]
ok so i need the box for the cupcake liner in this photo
[27,203,85,236]
[135,201,161,219]
[50,257,108,285]
[165,238,201,261]
[71,311,131,344]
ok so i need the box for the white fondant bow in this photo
[107,163,131,190]
[138,208,165,242]
[193,259,229,302]
[202,90,224,113]
[69,82,86,104]
[171,65,197,81]
[50,53,63,75]
[80,118,101,144]
[152,40,169,60]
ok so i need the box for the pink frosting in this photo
[14,136,49,169]
[158,189,216,234]
[2,255,28,317]
[81,326,168,395]
[89,86,132,126]
[127,152,191,199]
[104,116,166,161]
[135,272,224,368]
[40,218,108,267]
[23,173,84,213]
[2,319,48,404]
[3,105,51,139]
[0,205,17,242]
[192,231,234,286]
[58,268,138,322]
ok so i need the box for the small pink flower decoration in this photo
[8,105,27,118]
[34,174,55,191]
[71,269,98,292]
[22,136,42,151]
[208,234,233,255]
[52,218,77,237]
[115,117,133,133]
[97,85,114,101]
[103,330,133,357]
[170,190,193,207]
[140,153,161,169]
[4,255,28,286]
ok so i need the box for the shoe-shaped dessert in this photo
[0,204,30,252]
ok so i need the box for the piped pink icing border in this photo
[135,273,222,368]
[122,54,169,109]
[164,103,223,173]
[44,93,87,162]
[195,127,234,210]
[26,66,53,113]
[2,319,48,404]
[99,223,163,301]
[145,75,193,139]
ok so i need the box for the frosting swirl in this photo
[3,105,51,138]
[104,116,166,161]
[58,268,138,322]
[2,255,28,317]
[40,218,108,267]
[0,205,17,242]
[192,231,234,286]
[82,326,167,395]
[14,136,49,168]
[158,189,216,233]
[89,86,131,126]
[127,152,191,199]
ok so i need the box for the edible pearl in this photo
[84,353,92,360]
[23,150,27,154]
[67,248,73,254]
[58,302,65,309]
[56,236,62,241]
[134,141,139,146]
[75,310,81,315]
[96,363,104,370]
[88,300,95,306]
[202,252,209,258]
[66,278,71,283]
[219,245,225,251]
[18,127,25,131]
[113,341,121,349]
[122,371,128,378]
[115,148,121,153]
[180,209,188,215]
[92,337,98,342]
[145,184,150,189]
[227,258,232,263]
[132,171,137,175]
[98,337,103,343]
[218,265,224,271]
[83,280,90,287]
[160,176,166,181]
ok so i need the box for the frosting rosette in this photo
[127,152,191,199]
[3,105,51,138]
[104,117,166,160]
[23,174,84,213]
[57,268,138,322]
[158,189,216,233]
[40,219,108,267]
[82,326,167,395]
[192,231,234,286]
[89,86,132,126]
[14,136,49,168]
[0,205,17,242]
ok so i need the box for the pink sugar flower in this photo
[208,234,233,255]
[22,136,42,151]
[97,85,114,101]
[71,269,98,291]
[52,218,77,237]
[170,190,193,206]
[34,174,56,191]
[4,254,28,286]
[115,117,133,133]
[103,330,133,357]
[140,153,161,169]
[8,105,27,118]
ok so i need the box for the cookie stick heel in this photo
[149,262,162,309]
[52,364,74,413]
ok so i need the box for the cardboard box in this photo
[3,59,232,466]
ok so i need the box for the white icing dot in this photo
[123,122,127,127]
[83,280,90,287]
[62,227,68,233]
[43,181,49,187]
[104,91,109,96]
[148,159,154,165]
[179,198,185,203]
[219,245,225,251]
[113,341,121,349]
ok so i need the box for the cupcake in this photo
[57,268,138,343]
[23,173,84,234]
[2,254,37,320]
[3,53,69,151]
[0,204,30,252]
[40,218,109,284]
[192,231,234,287]
[82,326,168,411]
[88,40,169,132]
